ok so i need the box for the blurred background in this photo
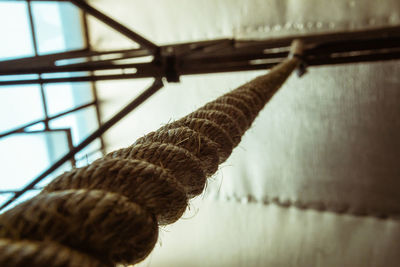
[0,1,103,205]
[1,1,400,266]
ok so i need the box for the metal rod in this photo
[2,49,400,86]
[307,50,400,66]
[0,62,154,75]
[0,48,148,72]
[0,188,41,194]
[64,128,76,167]
[181,51,287,65]
[0,72,158,86]
[308,37,400,55]
[91,81,106,154]
[27,1,51,130]
[1,26,399,82]
[11,128,70,135]
[82,4,106,155]
[180,62,279,75]
[234,25,400,50]
[0,79,163,212]
[69,0,159,54]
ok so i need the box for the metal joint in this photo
[289,39,307,77]
[160,48,180,82]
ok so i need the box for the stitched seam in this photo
[232,15,400,34]
[221,195,400,221]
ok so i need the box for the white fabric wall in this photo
[88,1,400,266]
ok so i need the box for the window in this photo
[0,1,103,209]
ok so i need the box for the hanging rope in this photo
[0,41,302,267]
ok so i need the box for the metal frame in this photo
[1,23,400,85]
[1,0,400,211]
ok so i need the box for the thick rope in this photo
[0,57,299,266]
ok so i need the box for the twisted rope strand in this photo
[0,239,108,267]
[0,57,299,266]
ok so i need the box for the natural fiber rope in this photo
[0,57,299,267]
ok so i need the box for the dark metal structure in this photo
[1,0,400,211]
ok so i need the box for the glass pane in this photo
[45,82,93,116]
[25,122,45,132]
[0,74,39,82]
[72,82,94,106]
[46,130,73,163]
[44,83,75,115]
[0,193,13,206]
[35,161,71,189]
[74,106,99,142]
[0,193,15,212]
[59,2,86,50]
[0,0,97,210]
[0,2,34,60]
[0,133,50,190]
[75,139,102,167]
[0,131,72,203]
[0,85,44,132]
[32,1,85,54]
[36,131,73,188]
[50,106,100,167]
[50,106,99,143]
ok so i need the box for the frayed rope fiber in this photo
[0,58,298,267]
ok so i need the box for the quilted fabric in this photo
[89,0,400,265]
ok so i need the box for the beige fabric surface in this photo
[88,0,400,266]
[138,199,400,267]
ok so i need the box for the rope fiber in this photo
[0,57,299,267]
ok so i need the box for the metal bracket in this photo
[289,39,307,77]
[159,47,180,83]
